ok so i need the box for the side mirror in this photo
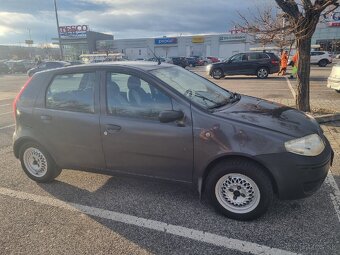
[159,110,184,123]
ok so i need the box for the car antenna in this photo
[147,45,161,65]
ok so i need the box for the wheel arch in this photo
[200,154,278,197]
[14,137,55,164]
[318,58,329,64]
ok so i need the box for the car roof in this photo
[37,61,174,74]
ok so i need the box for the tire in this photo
[318,59,328,67]
[256,67,269,79]
[205,159,273,221]
[212,68,224,79]
[336,90,340,93]
[19,142,61,182]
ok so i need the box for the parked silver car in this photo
[327,62,340,92]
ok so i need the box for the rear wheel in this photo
[212,68,224,79]
[19,142,61,182]
[318,59,328,67]
[205,159,273,220]
[256,67,269,79]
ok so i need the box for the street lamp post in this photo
[53,0,64,60]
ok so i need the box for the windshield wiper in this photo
[194,92,220,105]
[208,93,240,110]
[229,92,241,103]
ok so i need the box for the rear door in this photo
[34,71,105,170]
[99,68,193,182]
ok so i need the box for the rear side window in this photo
[259,53,270,59]
[46,72,96,113]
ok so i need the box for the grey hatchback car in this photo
[13,62,333,220]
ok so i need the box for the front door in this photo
[99,70,193,182]
[223,53,249,75]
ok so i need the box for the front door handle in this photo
[105,124,121,134]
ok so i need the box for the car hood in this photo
[214,95,322,138]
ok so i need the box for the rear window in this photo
[46,72,96,113]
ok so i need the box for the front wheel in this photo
[212,68,224,79]
[19,142,61,182]
[205,159,273,220]
[318,59,328,67]
[257,67,269,79]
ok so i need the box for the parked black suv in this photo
[208,52,280,79]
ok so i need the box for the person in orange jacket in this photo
[278,50,288,76]
[290,51,299,79]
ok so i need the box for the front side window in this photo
[106,72,172,120]
[230,53,246,62]
[46,72,96,113]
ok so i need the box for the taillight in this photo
[271,60,279,65]
[13,76,32,120]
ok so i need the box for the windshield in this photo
[150,66,234,109]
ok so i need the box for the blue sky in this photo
[0,0,270,45]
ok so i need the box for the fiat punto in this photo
[13,62,333,220]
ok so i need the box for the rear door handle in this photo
[105,124,121,134]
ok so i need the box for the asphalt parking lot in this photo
[0,67,339,255]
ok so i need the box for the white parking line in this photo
[285,77,296,99]
[0,111,12,116]
[0,187,299,255]
[0,104,10,107]
[0,124,15,130]
[325,171,340,222]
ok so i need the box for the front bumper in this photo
[256,136,333,200]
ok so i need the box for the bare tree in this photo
[238,1,339,112]
[275,0,339,111]
[237,6,294,50]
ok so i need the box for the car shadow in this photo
[220,76,284,80]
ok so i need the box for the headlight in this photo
[284,134,325,156]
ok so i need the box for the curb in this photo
[315,113,340,124]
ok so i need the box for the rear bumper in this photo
[256,136,333,200]
[269,66,280,74]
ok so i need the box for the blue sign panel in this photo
[154,37,178,45]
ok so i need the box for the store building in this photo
[53,25,113,61]
[113,33,252,60]
[312,12,340,52]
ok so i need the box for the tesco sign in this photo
[59,25,89,38]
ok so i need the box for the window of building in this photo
[106,72,172,120]
[46,72,96,113]
[139,49,142,55]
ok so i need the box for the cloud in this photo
[0,0,270,44]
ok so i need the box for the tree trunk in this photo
[296,37,311,112]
